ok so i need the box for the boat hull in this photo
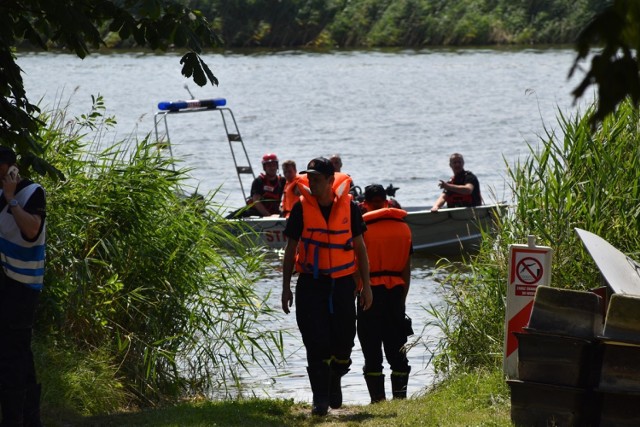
[232,203,506,256]
[404,204,504,256]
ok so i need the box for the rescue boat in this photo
[154,97,507,256]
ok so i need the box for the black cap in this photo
[364,184,387,201]
[0,147,16,165]
[300,157,334,176]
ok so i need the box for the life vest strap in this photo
[317,260,356,277]
[370,270,403,278]
[300,236,354,251]
[300,260,357,279]
[306,227,349,236]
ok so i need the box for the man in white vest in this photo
[0,146,46,426]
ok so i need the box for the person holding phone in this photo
[0,146,46,426]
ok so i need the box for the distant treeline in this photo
[187,0,606,48]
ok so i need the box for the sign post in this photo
[503,235,553,378]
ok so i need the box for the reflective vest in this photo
[363,208,411,289]
[295,173,356,279]
[444,170,481,207]
[0,183,46,290]
[281,176,300,217]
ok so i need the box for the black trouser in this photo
[0,277,40,393]
[357,285,409,374]
[295,273,356,369]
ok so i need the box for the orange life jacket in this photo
[281,176,300,217]
[363,207,412,289]
[295,173,357,279]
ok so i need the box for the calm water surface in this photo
[18,48,589,404]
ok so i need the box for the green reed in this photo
[429,98,640,374]
[34,96,283,411]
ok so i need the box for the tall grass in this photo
[430,98,640,374]
[33,96,283,413]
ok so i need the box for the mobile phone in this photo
[7,166,18,179]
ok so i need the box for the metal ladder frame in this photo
[153,106,255,202]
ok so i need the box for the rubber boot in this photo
[329,366,350,409]
[364,373,386,404]
[391,372,409,399]
[306,366,330,416]
[23,383,42,427]
[0,389,26,427]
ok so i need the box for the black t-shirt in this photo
[284,199,366,241]
[250,174,286,214]
[250,174,286,197]
[447,170,481,207]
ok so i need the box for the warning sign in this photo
[509,247,552,288]
[503,238,553,378]
[516,257,543,284]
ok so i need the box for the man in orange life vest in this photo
[280,159,299,218]
[357,184,413,403]
[281,157,373,416]
[430,152,482,212]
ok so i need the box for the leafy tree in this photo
[192,0,337,47]
[1,0,219,178]
[571,0,640,124]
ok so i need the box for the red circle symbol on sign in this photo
[516,257,543,284]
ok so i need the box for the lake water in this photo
[18,48,590,405]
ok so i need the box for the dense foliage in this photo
[187,0,640,126]
[430,98,640,373]
[184,0,602,48]
[35,97,282,412]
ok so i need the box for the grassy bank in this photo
[44,369,510,426]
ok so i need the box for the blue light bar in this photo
[157,98,227,111]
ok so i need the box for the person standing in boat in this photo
[280,159,299,218]
[242,153,286,217]
[357,184,413,403]
[281,157,373,416]
[430,153,482,212]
